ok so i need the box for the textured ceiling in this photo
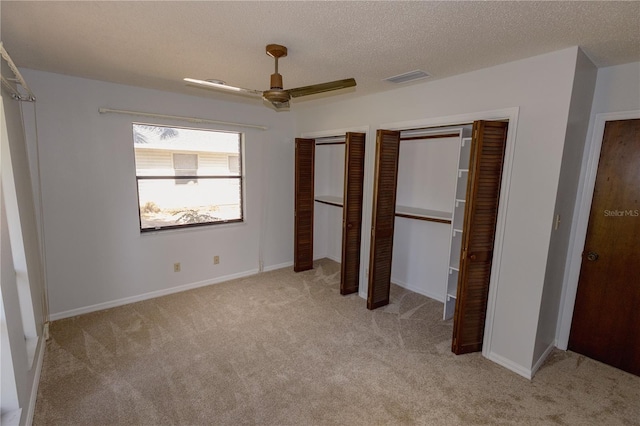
[2,1,639,106]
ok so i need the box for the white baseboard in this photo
[263,261,293,272]
[25,334,46,426]
[530,342,556,378]
[49,269,260,321]
[485,350,533,380]
[313,254,341,263]
[325,254,341,263]
[391,277,445,303]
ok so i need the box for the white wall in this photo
[534,49,597,370]
[20,69,295,318]
[556,61,640,348]
[589,62,640,115]
[294,47,583,377]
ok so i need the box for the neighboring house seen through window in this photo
[173,153,198,185]
[133,123,243,231]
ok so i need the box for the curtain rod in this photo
[98,107,269,131]
[0,42,36,101]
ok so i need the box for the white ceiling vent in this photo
[384,70,431,84]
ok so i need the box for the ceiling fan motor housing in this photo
[263,87,290,103]
[270,72,283,89]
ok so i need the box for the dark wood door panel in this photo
[341,132,366,295]
[294,138,315,272]
[569,119,640,376]
[367,130,400,310]
[452,121,508,355]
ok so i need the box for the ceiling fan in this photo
[184,44,356,110]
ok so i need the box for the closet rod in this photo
[0,42,36,101]
[98,107,269,131]
[400,132,460,141]
[316,141,346,146]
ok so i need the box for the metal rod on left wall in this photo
[0,42,36,101]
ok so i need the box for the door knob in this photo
[586,252,599,261]
[469,254,477,260]
[346,223,353,229]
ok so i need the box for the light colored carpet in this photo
[34,259,640,425]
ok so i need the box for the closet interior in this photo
[294,132,366,295]
[367,126,469,310]
[368,121,508,354]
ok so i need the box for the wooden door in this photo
[367,130,400,309]
[452,121,508,355]
[340,132,366,295]
[568,119,640,376]
[294,138,315,272]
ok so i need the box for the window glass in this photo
[133,124,243,231]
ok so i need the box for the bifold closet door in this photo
[452,121,508,355]
[367,130,401,309]
[340,132,366,295]
[294,138,315,272]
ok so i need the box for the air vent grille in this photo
[384,70,431,84]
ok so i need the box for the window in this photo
[133,124,243,231]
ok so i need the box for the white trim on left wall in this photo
[25,333,46,426]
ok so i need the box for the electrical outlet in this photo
[174,262,181,272]
[213,256,220,265]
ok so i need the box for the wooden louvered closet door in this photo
[340,132,366,294]
[294,138,315,272]
[452,121,508,354]
[367,130,401,309]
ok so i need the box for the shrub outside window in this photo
[133,123,243,231]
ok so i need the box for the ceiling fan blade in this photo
[183,78,262,97]
[287,78,356,98]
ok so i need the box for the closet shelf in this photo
[314,195,343,208]
[395,205,452,224]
